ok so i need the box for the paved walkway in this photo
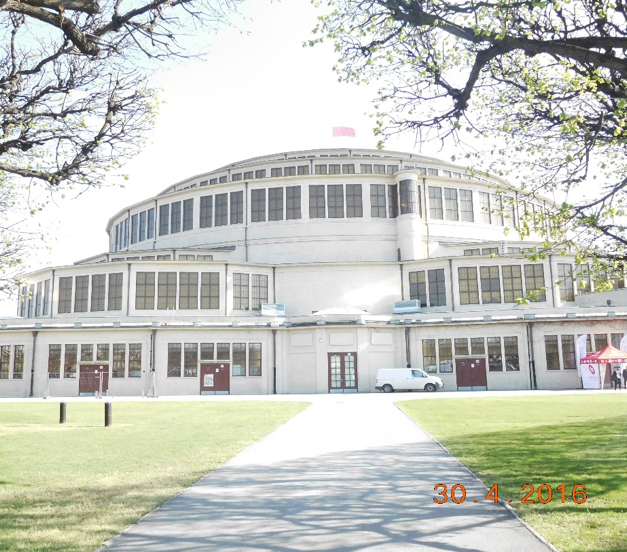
[100,395,553,552]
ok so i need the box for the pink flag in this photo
[333,127,356,137]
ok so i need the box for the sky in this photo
[0,0,447,317]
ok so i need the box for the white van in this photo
[375,368,444,393]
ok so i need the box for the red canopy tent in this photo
[580,345,627,389]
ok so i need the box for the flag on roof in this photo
[333,127,356,137]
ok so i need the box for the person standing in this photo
[623,366,627,390]
[612,368,621,390]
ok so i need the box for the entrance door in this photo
[328,352,358,393]
[200,363,230,395]
[79,365,109,396]
[456,358,487,391]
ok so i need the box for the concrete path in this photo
[100,396,553,551]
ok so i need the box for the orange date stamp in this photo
[433,484,587,504]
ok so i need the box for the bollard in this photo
[104,402,112,427]
[59,402,67,424]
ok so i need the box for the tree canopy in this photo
[0,0,240,292]
[313,0,627,288]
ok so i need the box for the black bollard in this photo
[59,402,67,424]
[104,402,112,427]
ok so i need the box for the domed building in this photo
[1,148,625,397]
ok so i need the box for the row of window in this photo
[19,280,51,318]
[48,343,142,379]
[558,263,626,301]
[545,332,624,370]
[167,342,262,377]
[0,345,24,379]
[422,336,520,374]
[58,274,123,314]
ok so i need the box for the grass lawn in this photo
[0,400,308,552]
[398,394,627,552]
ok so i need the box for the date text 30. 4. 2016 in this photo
[433,484,587,504]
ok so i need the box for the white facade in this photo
[1,148,625,397]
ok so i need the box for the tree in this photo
[313,0,627,289]
[0,0,241,293]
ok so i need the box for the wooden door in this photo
[200,363,230,394]
[456,358,487,391]
[328,352,358,393]
[79,364,109,395]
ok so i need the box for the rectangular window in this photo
[422,339,437,373]
[388,185,398,218]
[219,175,227,183]
[252,274,268,311]
[97,343,110,361]
[139,211,147,242]
[157,272,177,310]
[502,265,523,303]
[170,201,181,234]
[482,247,499,256]
[128,344,141,377]
[271,167,282,178]
[444,188,459,221]
[255,169,266,179]
[401,180,420,215]
[131,214,139,244]
[81,344,93,362]
[284,166,296,176]
[458,267,480,305]
[0,346,9,379]
[58,277,73,314]
[13,345,24,379]
[297,165,309,175]
[471,337,485,355]
[454,338,469,356]
[232,173,242,181]
[249,343,262,376]
[43,279,51,316]
[329,164,341,174]
[91,274,106,312]
[217,343,230,360]
[438,339,453,373]
[268,188,284,221]
[286,186,302,220]
[200,272,220,309]
[251,189,266,222]
[346,184,363,218]
[184,343,198,377]
[594,333,608,350]
[373,164,385,174]
[183,199,194,231]
[504,337,519,371]
[491,194,504,225]
[342,164,355,174]
[28,284,35,318]
[200,343,214,360]
[370,184,387,218]
[459,190,474,222]
[159,204,170,236]
[179,272,198,309]
[611,333,624,348]
[167,343,181,377]
[328,185,344,218]
[575,265,591,294]
[74,275,89,313]
[147,208,156,239]
[230,191,243,224]
[243,172,253,180]
[19,286,27,318]
[409,271,427,307]
[215,193,228,226]
[233,343,246,376]
[64,344,77,378]
[428,269,446,307]
[48,344,61,378]
[361,164,373,174]
[558,263,575,301]
[479,192,491,224]
[488,337,503,371]
[561,335,576,370]
[309,185,326,218]
[480,266,501,304]
[524,264,546,302]
[104,272,122,311]
[112,343,125,378]
[234,273,249,310]
[504,196,516,228]
[200,196,213,228]
[428,186,443,219]
[545,336,560,370]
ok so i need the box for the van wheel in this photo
[424,383,437,393]
[382,384,394,393]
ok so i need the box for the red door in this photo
[456,359,487,391]
[328,352,358,393]
[79,365,109,396]
[200,363,230,394]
